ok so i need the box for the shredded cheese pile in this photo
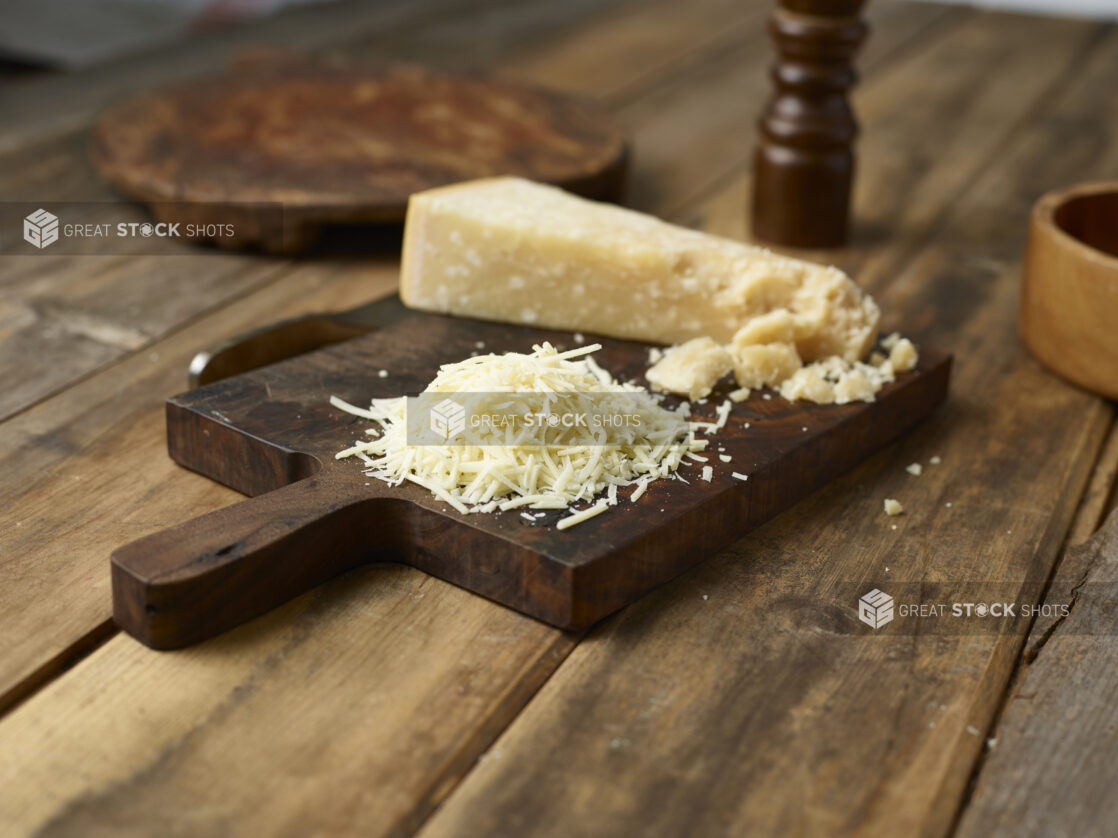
[332,342,709,529]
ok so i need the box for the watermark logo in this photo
[858,588,894,629]
[430,398,466,440]
[23,208,59,249]
[406,391,689,447]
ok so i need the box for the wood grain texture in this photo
[1018,412,1118,665]
[414,19,1117,838]
[954,509,1118,838]
[2,4,1115,838]
[0,565,577,838]
[0,261,397,714]
[111,311,947,647]
[90,60,627,251]
[499,0,771,105]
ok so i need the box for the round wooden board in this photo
[89,58,628,252]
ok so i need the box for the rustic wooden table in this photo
[2,0,1118,835]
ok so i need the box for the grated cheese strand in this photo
[333,342,716,528]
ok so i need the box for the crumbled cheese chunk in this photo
[729,387,750,402]
[732,342,803,389]
[646,337,732,400]
[889,337,918,372]
[731,309,797,348]
[906,463,923,476]
[884,498,904,516]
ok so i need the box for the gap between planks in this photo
[945,408,1118,837]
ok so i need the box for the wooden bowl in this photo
[1020,182,1118,399]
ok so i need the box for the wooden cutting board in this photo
[90,56,627,252]
[112,313,951,649]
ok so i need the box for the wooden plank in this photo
[0,251,290,423]
[942,417,1117,835]
[1019,415,1118,662]
[413,18,1117,838]
[953,507,1118,838]
[0,568,577,838]
[498,0,772,104]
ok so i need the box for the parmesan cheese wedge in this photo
[400,177,879,358]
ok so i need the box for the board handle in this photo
[111,476,399,649]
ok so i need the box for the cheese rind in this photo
[400,177,879,358]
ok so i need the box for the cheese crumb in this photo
[906,463,923,476]
[646,337,732,400]
[884,498,904,516]
[889,337,918,372]
[701,466,713,482]
[648,332,919,408]
[733,342,802,389]
[378,369,389,378]
[729,387,750,402]
[731,472,749,482]
[930,455,941,465]
[719,454,732,463]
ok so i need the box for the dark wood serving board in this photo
[112,312,951,649]
[90,56,627,252]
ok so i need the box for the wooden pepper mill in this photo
[751,0,868,248]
